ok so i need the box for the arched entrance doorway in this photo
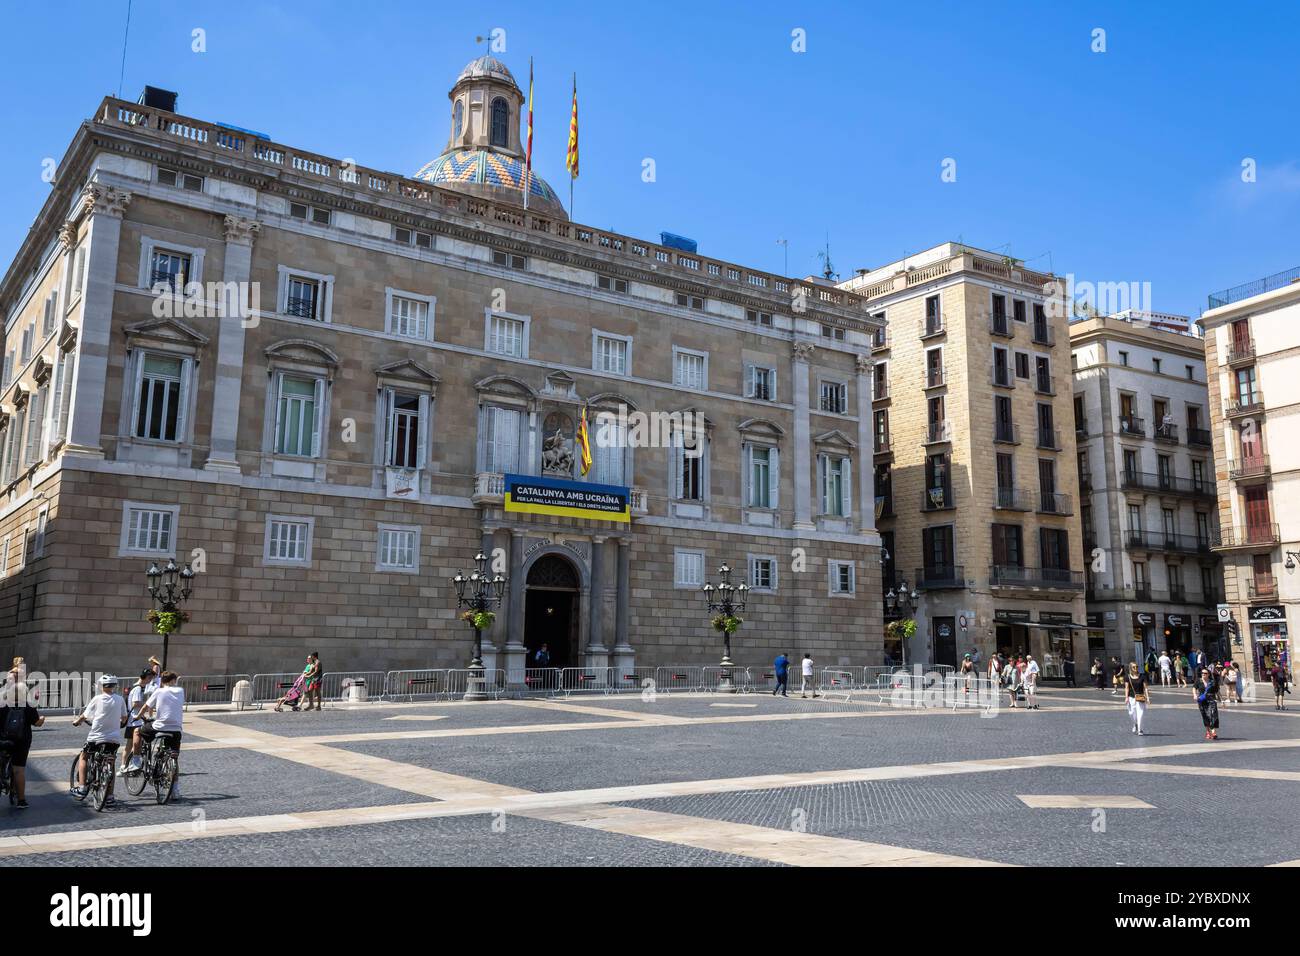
[524,553,580,670]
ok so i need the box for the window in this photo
[119,503,178,556]
[486,312,527,357]
[1123,449,1139,482]
[598,274,629,294]
[1015,352,1030,379]
[924,295,942,335]
[591,415,626,485]
[993,347,1011,386]
[674,348,708,389]
[453,100,464,140]
[593,333,630,375]
[157,167,203,192]
[874,410,889,452]
[1118,350,1129,366]
[51,349,74,448]
[274,374,323,457]
[1236,367,1259,405]
[1013,299,1027,323]
[822,324,846,341]
[2,406,24,484]
[265,516,313,565]
[924,525,956,575]
[71,245,87,302]
[1186,365,1195,381]
[284,275,321,319]
[820,380,847,414]
[23,386,45,466]
[675,292,705,310]
[0,536,9,578]
[1035,355,1052,393]
[1152,358,1162,374]
[19,323,33,365]
[674,438,705,501]
[387,293,431,339]
[746,309,774,327]
[377,525,419,573]
[829,560,855,595]
[384,390,424,469]
[289,202,331,225]
[133,353,188,443]
[991,294,1008,333]
[1039,527,1070,571]
[746,365,775,401]
[492,250,527,270]
[393,227,432,249]
[42,291,60,338]
[819,454,850,517]
[674,549,705,587]
[874,363,889,400]
[2,352,11,388]
[32,508,47,559]
[490,97,509,148]
[481,406,522,473]
[992,523,1023,568]
[749,556,776,591]
[746,444,777,509]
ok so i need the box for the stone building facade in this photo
[838,245,1087,675]
[1069,314,1224,665]
[0,57,883,678]
[1200,271,1300,685]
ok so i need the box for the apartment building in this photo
[1070,314,1224,665]
[838,245,1086,674]
[1199,268,1300,684]
[0,57,885,676]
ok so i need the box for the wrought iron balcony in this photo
[1226,395,1264,418]
[989,565,1085,590]
[1188,428,1212,447]
[995,486,1033,511]
[1032,321,1054,346]
[921,315,946,338]
[1154,421,1179,443]
[994,421,1020,444]
[925,366,946,388]
[1034,375,1056,396]
[1124,529,1213,554]
[1248,575,1278,600]
[925,421,952,444]
[1037,490,1073,515]
[1214,524,1281,550]
[915,565,966,589]
[1228,455,1270,480]
[1036,427,1061,450]
[285,294,318,318]
[1119,415,1146,437]
[989,314,1013,338]
[991,366,1014,388]
[922,484,955,511]
[1120,471,1214,498]
[1226,338,1256,366]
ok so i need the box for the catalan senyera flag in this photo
[565,74,579,179]
[577,405,592,476]
[524,57,534,208]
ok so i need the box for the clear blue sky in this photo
[2,0,1297,316]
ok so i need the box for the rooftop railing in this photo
[1208,265,1300,310]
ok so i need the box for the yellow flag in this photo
[578,406,593,476]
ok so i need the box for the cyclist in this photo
[120,668,154,777]
[0,666,45,808]
[131,670,185,799]
[71,674,128,802]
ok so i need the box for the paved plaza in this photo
[3,684,1299,867]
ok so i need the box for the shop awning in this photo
[1028,621,1091,631]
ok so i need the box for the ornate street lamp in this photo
[885,579,919,668]
[703,562,749,693]
[452,551,506,701]
[145,558,196,671]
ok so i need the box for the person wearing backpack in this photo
[0,668,44,807]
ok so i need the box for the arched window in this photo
[490,98,509,148]
[453,100,464,141]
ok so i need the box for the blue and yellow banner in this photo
[504,473,629,523]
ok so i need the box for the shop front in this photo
[1034,612,1083,679]
[1132,611,1156,662]
[1248,604,1291,681]
[994,609,1031,659]
[1198,615,1226,662]
[1086,611,1107,659]
[1162,613,1192,655]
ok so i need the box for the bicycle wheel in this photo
[91,756,111,811]
[5,760,14,805]
[154,751,176,805]
[68,753,88,802]
[124,745,148,797]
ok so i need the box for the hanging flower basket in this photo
[462,610,496,630]
[885,618,917,642]
[146,609,189,636]
[711,614,742,635]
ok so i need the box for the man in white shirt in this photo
[71,675,127,800]
[800,654,818,699]
[131,670,186,799]
[1158,651,1173,687]
[1023,655,1041,710]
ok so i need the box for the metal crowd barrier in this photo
[25,675,92,710]
[382,668,447,702]
[654,665,706,694]
[321,671,387,703]
[519,667,562,696]
[445,668,506,700]
[610,666,656,693]
[251,672,303,705]
[180,674,251,708]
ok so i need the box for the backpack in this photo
[1,706,25,741]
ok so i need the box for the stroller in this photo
[274,674,306,712]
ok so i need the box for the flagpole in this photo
[569,72,576,220]
[523,56,533,212]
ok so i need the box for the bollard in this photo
[231,679,253,711]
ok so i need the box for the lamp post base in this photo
[717,654,739,694]
[463,659,489,701]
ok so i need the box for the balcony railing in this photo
[1119,415,1146,437]
[1248,575,1278,600]
[1226,395,1264,418]
[149,266,186,291]
[994,421,1020,444]
[1079,471,1094,492]
[925,367,946,388]
[1120,471,1214,498]
[285,295,318,319]
[1226,338,1256,365]
[925,421,952,444]
[989,314,1013,338]
[875,495,895,519]
[994,486,1033,511]
[873,385,891,402]
[921,315,946,338]
[1168,586,1188,604]
[989,565,1085,590]
[1034,375,1055,396]
[1188,427,1212,447]
[1153,421,1179,443]
[1124,529,1213,554]
[874,436,892,455]
[1075,421,1088,438]
[915,565,966,589]
[1037,491,1073,515]
[1032,322,1054,346]
[1214,524,1281,549]
[1036,427,1061,450]
[1228,455,1270,480]
[871,332,889,352]
[991,366,1013,388]
[1208,264,1300,310]
[922,484,955,510]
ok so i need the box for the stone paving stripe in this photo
[1077,762,1300,782]
[1016,795,1154,809]
[381,715,450,722]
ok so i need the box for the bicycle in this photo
[68,745,116,811]
[124,732,179,805]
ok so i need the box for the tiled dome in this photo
[414,149,566,218]
[456,55,516,88]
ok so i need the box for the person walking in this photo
[1226,661,1243,704]
[799,653,818,699]
[1176,652,1189,688]
[1023,654,1041,709]
[1006,657,1022,709]
[1124,661,1150,735]
[533,643,551,668]
[1194,667,1220,740]
[302,652,323,712]
[772,652,790,697]
[0,666,44,807]
[1063,652,1076,688]
[1158,651,1172,687]
[959,654,976,699]
[1272,666,1290,711]
[1110,657,1124,696]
